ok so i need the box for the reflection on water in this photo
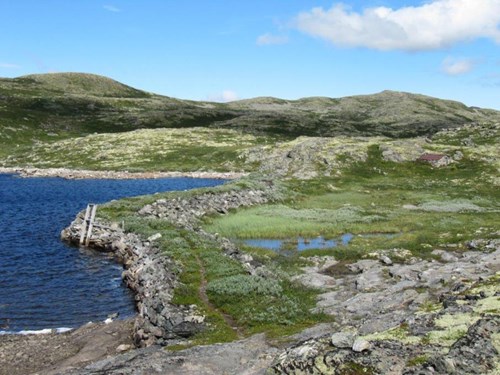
[243,233,397,253]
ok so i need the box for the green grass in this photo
[2,73,498,170]
[65,125,498,350]
[97,180,329,346]
[203,146,499,260]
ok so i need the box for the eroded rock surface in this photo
[0,320,134,375]
[65,333,278,375]
[269,243,500,374]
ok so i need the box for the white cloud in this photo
[441,57,475,75]
[0,63,20,69]
[103,4,121,13]
[294,0,500,51]
[207,90,239,103]
[256,33,289,46]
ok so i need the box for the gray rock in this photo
[380,255,393,265]
[147,233,162,242]
[453,150,464,161]
[352,339,371,352]
[355,268,386,292]
[68,333,278,375]
[293,273,336,289]
[330,332,356,348]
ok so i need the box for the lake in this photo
[0,174,224,333]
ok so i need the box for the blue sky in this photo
[0,0,499,109]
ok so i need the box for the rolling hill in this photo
[0,72,498,162]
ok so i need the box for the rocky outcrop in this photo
[64,333,278,375]
[268,244,500,374]
[269,316,499,374]
[307,245,499,334]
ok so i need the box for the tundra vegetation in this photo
[0,73,498,363]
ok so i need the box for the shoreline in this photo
[0,167,248,180]
[0,319,135,375]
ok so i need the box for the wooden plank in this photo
[79,205,91,245]
[85,204,98,246]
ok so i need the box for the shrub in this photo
[206,275,282,297]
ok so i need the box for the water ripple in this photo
[0,173,224,331]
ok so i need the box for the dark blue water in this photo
[0,174,224,332]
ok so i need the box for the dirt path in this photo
[195,255,245,339]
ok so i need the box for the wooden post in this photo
[85,204,98,246]
[79,205,91,245]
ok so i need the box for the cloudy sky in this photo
[1,0,499,109]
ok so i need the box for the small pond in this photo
[243,234,354,252]
[241,233,398,253]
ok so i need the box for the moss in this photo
[492,333,500,353]
[424,313,480,346]
[473,296,500,315]
[362,325,421,345]
[418,301,442,314]
[407,355,429,367]
[470,272,500,295]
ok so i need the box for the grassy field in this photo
[93,133,499,347]
[203,145,499,260]
[96,179,329,347]
[2,72,499,166]
[1,127,276,172]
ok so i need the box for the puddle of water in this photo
[242,233,397,253]
[243,234,354,252]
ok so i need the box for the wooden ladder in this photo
[79,203,98,246]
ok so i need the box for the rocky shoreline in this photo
[61,218,206,348]
[0,167,247,180]
[60,185,276,349]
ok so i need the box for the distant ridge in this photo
[0,72,498,159]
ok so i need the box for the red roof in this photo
[418,153,446,161]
